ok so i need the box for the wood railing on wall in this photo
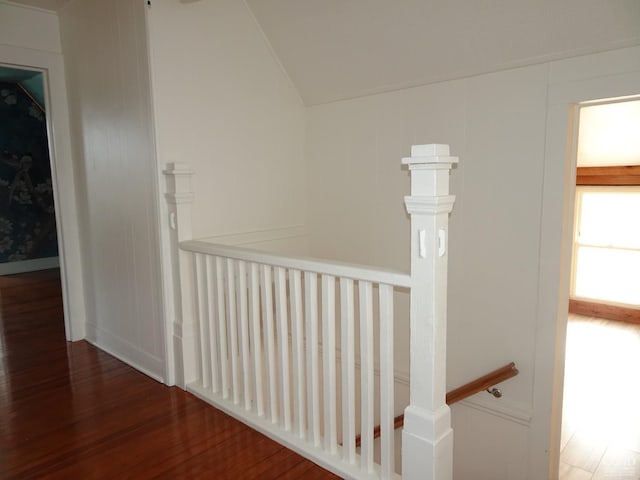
[446,362,519,405]
[354,362,519,448]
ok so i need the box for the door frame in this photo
[0,45,87,341]
[533,49,640,479]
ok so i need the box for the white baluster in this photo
[274,267,291,431]
[321,274,337,454]
[194,253,210,389]
[305,272,321,447]
[340,278,356,464]
[359,280,375,473]
[237,260,252,410]
[248,263,264,416]
[379,284,395,479]
[205,256,220,393]
[214,257,229,399]
[226,259,240,404]
[261,264,279,423]
[289,269,306,438]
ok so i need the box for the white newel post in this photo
[402,144,458,480]
[164,163,197,388]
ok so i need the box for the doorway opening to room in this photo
[559,98,640,479]
[0,64,66,342]
[0,65,59,275]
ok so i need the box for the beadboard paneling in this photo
[59,0,165,380]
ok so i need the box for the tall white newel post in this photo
[402,144,457,480]
[164,163,197,388]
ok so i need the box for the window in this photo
[571,98,640,312]
[572,186,640,307]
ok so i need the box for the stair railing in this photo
[164,144,458,480]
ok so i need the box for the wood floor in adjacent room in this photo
[0,269,340,480]
[560,314,640,480]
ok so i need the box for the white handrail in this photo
[180,239,412,287]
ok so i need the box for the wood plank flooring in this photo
[0,269,341,479]
[559,314,640,480]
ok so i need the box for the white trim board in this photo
[0,43,87,342]
[85,323,165,383]
[457,396,533,427]
[198,225,308,246]
[0,256,59,275]
[534,45,640,480]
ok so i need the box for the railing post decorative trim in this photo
[164,162,196,388]
[402,144,458,480]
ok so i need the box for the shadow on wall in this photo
[0,72,57,266]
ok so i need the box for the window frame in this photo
[569,166,640,323]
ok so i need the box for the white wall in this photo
[305,46,640,479]
[145,0,307,384]
[146,0,306,242]
[0,1,87,341]
[59,0,165,380]
[0,1,61,52]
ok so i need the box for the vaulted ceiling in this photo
[8,0,640,105]
[245,0,640,105]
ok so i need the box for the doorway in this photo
[558,98,640,479]
[0,45,86,342]
[0,65,60,275]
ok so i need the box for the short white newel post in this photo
[402,144,458,480]
[164,163,197,388]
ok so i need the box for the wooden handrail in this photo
[445,361,519,405]
[354,362,519,447]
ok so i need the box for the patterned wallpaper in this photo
[0,80,57,263]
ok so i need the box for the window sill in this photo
[569,298,640,325]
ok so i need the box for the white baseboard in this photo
[85,323,165,383]
[0,256,59,275]
[455,396,533,427]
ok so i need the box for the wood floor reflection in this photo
[0,269,340,479]
[560,314,640,480]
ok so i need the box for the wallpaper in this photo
[0,81,57,263]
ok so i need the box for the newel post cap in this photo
[163,162,194,176]
[164,162,194,204]
[402,144,459,167]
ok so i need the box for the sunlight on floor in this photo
[560,314,640,479]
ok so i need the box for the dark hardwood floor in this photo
[0,269,340,479]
